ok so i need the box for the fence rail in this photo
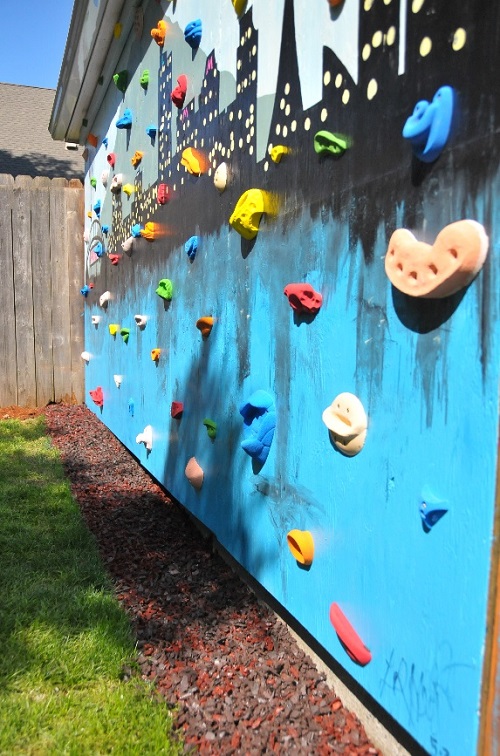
[0,174,84,407]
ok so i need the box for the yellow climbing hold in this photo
[232,0,247,15]
[113,22,123,38]
[108,324,120,336]
[286,530,315,566]
[86,210,92,218]
[181,147,203,176]
[123,183,134,197]
[131,150,144,167]
[229,189,266,240]
[140,222,157,241]
[270,145,289,163]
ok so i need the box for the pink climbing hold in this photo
[109,254,121,265]
[107,152,116,168]
[171,401,184,418]
[157,184,170,205]
[171,75,188,108]
[89,387,104,407]
[284,283,323,315]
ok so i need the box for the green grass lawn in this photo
[0,416,181,755]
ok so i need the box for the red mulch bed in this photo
[39,402,380,755]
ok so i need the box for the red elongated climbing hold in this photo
[171,75,188,108]
[107,152,116,168]
[329,603,372,666]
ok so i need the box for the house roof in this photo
[0,82,83,179]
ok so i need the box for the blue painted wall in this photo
[81,1,500,752]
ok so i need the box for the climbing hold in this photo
[131,150,144,167]
[134,314,148,329]
[171,75,188,108]
[140,69,150,88]
[110,173,123,192]
[113,22,122,38]
[107,152,116,168]
[181,147,204,176]
[140,222,157,241]
[239,390,276,466]
[80,284,93,297]
[151,19,167,46]
[214,162,228,192]
[420,487,448,532]
[232,0,247,16]
[89,387,104,407]
[229,189,265,240]
[313,130,348,156]
[185,457,204,490]
[93,199,101,217]
[123,183,134,197]
[81,351,91,363]
[109,254,121,265]
[385,220,489,299]
[91,315,101,325]
[322,393,368,457]
[86,211,92,218]
[113,374,123,388]
[157,184,170,204]
[93,242,104,257]
[328,0,344,5]
[90,177,97,188]
[329,603,372,666]
[113,70,128,93]
[101,170,108,187]
[184,19,202,49]
[101,225,109,235]
[155,279,173,300]
[116,109,133,129]
[284,283,323,315]
[203,418,217,440]
[99,291,111,307]
[121,237,134,253]
[102,137,108,148]
[403,86,454,163]
[171,402,184,418]
[131,223,143,238]
[196,316,213,338]
[146,124,157,139]
[108,323,120,336]
[151,348,161,362]
[185,236,199,261]
[136,425,153,451]
[287,530,314,566]
[270,145,289,163]
[87,133,98,148]
[120,327,130,343]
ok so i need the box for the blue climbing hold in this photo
[80,285,91,297]
[94,242,104,257]
[128,398,135,417]
[102,137,109,148]
[184,19,202,49]
[239,390,276,465]
[419,486,448,533]
[185,235,199,261]
[101,225,109,235]
[402,86,454,163]
[116,109,133,129]
[93,199,101,217]
[131,223,143,238]
[146,124,157,139]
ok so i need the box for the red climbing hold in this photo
[171,75,188,108]
[89,387,104,407]
[157,184,170,205]
[284,283,323,315]
[107,152,116,168]
[171,401,184,418]
[329,603,372,666]
[109,254,121,265]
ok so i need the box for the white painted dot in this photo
[367,79,378,100]
[244,78,248,88]
[412,0,425,12]
[250,126,255,137]
[251,70,256,81]
[420,36,432,56]
[386,26,396,45]
[264,161,269,172]
[384,0,392,4]
[250,104,255,114]
[245,118,250,128]
[372,30,383,47]
[229,112,234,121]
[240,36,245,46]
[239,138,243,148]
[238,110,242,120]
[285,104,291,117]
[252,45,257,55]
[276,124,281,135]
[342,89,350,105]
[280,98,286,110]
[221,147,226,156]
[321,108,328,122]
[214,110,218,117]
[249,145,254,155]
[203,79,207,88]
[291,120,297,132]
[247,27,252,39]
[237,84,241,94]
[362,44,371,61]
[237,60,242,70]
[212,159,217,168]
[284,83,290,95]
[452,28,466,51]
[324,71,331,86]
[203,118,206,127]
[304,117,311,131]
[335,73,343,88]
[246,133,251,144]
[250,114,254,124]
[282,125,288,137]
[364,0,374,9]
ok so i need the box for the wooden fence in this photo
[0,175,84,407]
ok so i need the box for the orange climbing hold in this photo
[151,19,167,46]
[196,317,214,338]
[286,530,315,566]
[131,150,144,167]
[151,348,161,361]
[140,222,157,241]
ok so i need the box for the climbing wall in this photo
[81,1,500,752]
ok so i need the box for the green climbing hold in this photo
[155,279,173,300]
[120,327,131,344]
[113,70,129,93]
[90,177,97,188]
[140,69,150,88]
[313,130,348,156]
[203,418,217,440]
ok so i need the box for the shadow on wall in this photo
[0,149,83,180]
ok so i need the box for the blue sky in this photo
[0,0,75,89]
